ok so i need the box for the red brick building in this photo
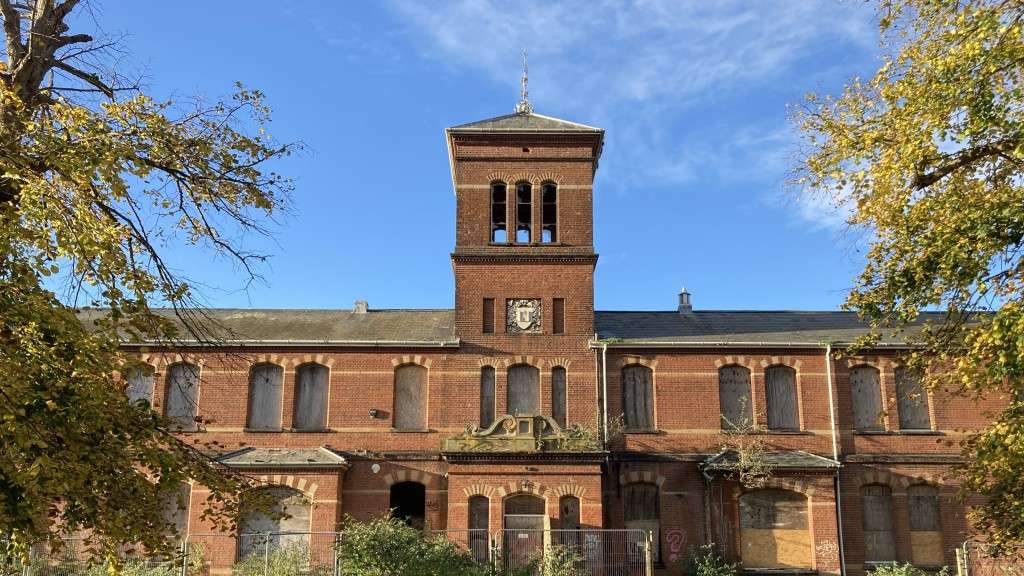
[109,106,1001,575]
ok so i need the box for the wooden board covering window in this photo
[247,363,283,430]
[482,298,494,333]
[908,484,944,566]
[719,365,752,430]
[294,364,328,431]
[239,487,310,558]
[861,484,896,562]
[393,364,427,430]
[622,365,654,431]
[739,489,811,569]
[851,366,884,431]
[468,496,490,563]
[624,483,660,561]
[765,366,799,431]
[551,367,567,427]
[507,365,539,416]
[552,298,565,334]
[895,368,931,430]
[480,366,496,428]
[126,366,154,405]
[165,363,199,431]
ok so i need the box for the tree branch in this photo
[913,139,1020,189]
[50,58,111,97]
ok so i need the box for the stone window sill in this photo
[244,428,284,433]
[391,428,434,433]
[854,430,943,436]
[288,428,333,433]
[624,429,662,435]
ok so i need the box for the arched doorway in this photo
[390,481,426,529]
[503,494,547,568]
[238,486,311,558]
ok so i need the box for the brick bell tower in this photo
[445,97,604,348]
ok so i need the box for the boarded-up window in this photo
[896,368,930,430]
[165,363,199,431]
[624,483,660,561]
[247,363,283,431]
[553,298,565,334]
[719,365,752,430]
[908,484,943,566]
[765,366,799,431]
[560,495,581,530]
[483,298,494,333]
[126,366,155,405]
[468,496,490,563]
[394,364,427,430]
[851,366,884,431]
[239,487,310,557]
[160,483,190,540]
[294,363,328,431]
[862,484,896,563]
[739,489,810,568]
[507,365,539,415]
[480,367,496,428]
[622,365,654,431]
[551,367,567,427]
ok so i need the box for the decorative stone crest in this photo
[507,299,542,334]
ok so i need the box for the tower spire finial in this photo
[515,49,533,114]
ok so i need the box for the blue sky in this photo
[91,1,882,312]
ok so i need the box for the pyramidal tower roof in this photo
[447,111,603,133]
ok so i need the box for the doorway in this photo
[389,481,426,529]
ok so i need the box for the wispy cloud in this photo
[385,0,879,229]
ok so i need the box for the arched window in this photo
[391,481,426,529]
[765,366,799,431]
[468,496,490,562]
[394,364,427,430]
[515,181,532,243]
[551,367,567,427]
[160,483,191,540]
[851,365,883,431]
[908,484,943,566]
[719,365,752,430]
[238,486,310,557]
[541,182,557,243]
[861,484,896,563]
[294,363,328,431]
[739,489,810,568]
[507,364,539,415]
[622,365,654,431]
[165,362,199,431]
[247,363,283,431]
[480,366,496,428]
[125,365,155,405]
[624,483,660,562]
[895,367,931,430]
[491,182,507,243]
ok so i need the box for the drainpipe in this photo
[825,343,848,576]
[601,342,609,446]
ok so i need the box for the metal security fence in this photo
[498,529,652,576]
[958,542,1024,576]
[425,529,492,565]
[12,539,183,576]
[184,532,341,576]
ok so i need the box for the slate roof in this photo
[447,111,603,133]
[594,310,952,347]
[77,308,458,347]
[216,447,348,468]
[702,449,839,471]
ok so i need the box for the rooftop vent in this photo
[353,300,368,314]
[678,288,692,314]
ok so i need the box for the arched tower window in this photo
[515,181,532,243]
[541,182,557,243]
[551,366,567,427]
[491,182,507,243]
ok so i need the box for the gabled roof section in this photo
[702,449,839,472]
[448,111,603,133]
[216,446,348,469]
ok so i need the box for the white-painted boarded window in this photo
[622,365,654,431]
[851,366,884,431]
[126,366,155,405]
[719,365,752,430]
[895,367,931,430]
[765,366,799,431]
[247,363,283,431]
[294,363,328,431]
[165,363,199,431]
[394,364,427,430]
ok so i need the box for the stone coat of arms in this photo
[507,299,542,334]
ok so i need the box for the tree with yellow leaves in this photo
[796,0,1024,552]
[0,0,295,561]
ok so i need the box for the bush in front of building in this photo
[681,544,738,576]
[336,516,484,576]
[232,542,332,576]
[867,563,951,576]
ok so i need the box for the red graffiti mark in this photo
[666,529,686,562]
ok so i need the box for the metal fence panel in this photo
[16,539,182,576]
[185,532,340,576]
[960,542,1024,576]
[498,529,651,576]
[425,529,492,566]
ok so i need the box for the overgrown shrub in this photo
[506,544,584,576]
[232,541,331,576]
[867,563,950,576]
[681,544,737,576]
[335,516,485,576]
